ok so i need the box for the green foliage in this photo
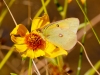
[10,73,17,75]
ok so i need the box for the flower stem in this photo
[45,59,49,75]
[76,1,87,75]
[34,0,50,18]
[41,0,48,14]
[28,58,32,75]
[57,56,63,74]
[0,0,15,26]
[76,0,100,44]
[76,35,86,75]
[0,46,15,69]
[3,0,17,26]
[77,41,100,75]
[62,0,68,19]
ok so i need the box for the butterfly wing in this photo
[41,18,79,50]
[63,18,79,33]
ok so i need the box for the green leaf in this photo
[10,73,17,75]
[47,58,58,65]
[85,61,100,75]
[22,57,27,61]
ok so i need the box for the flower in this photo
[10,14,67,58]
[80,0,86,4]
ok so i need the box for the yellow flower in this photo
[80,0,86,4]
[10,14,67,58]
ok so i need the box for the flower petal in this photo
[21,53,27,58]
[10,24,29,37]
[44,41,68,58]
[44,41,56,55]
[31,14,50,31]
[25,49,34,58]
[34,49,45,58]
[11,35,25,44]
[24,49,45,58]
[14,44,27,52]
[47,47,68,58]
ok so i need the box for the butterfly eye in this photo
[56,46,58,48]
[36,28,42,33]
[56,24,59,27]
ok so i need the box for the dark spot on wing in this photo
[59,33,63,37]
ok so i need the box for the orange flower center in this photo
[25,33,46,50]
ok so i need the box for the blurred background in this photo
[0,0,100,75]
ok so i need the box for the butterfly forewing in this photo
[40,18,79,50]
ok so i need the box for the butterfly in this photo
[37,18,79,51]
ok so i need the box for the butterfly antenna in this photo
[3,0,17,26]
[77,41,100,75]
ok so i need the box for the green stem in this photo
[0,0,15,26]
[54,0,63,17]
[62,0,68,19]
[77,1,87,75]
[78,22,89,30]
[85,61,100,75]
[0,46,15,69]
[76,0,100,44]
[34,0,50,18]
[41,0,48,14]
[76,34,86,75]
[77,41,100,75]
[28,58,32,75]
[57,56,63,74]
[3,0,17,26]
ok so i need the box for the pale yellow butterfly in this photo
[38,18,79,51]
